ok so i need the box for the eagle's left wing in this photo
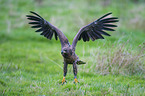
[72,12,119,50]
[26,11,70,48]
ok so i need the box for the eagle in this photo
[26,11,118,85]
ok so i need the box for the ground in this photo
[0,0,145,95]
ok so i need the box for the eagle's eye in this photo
[61,49,67,54]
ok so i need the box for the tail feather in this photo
[77,60,86,65]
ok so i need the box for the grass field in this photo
[0,0,145,95]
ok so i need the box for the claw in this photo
[74,78,79,84]
[62,77,67,85]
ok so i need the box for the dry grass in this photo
[88,42,145,76]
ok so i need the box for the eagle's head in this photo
[61,47,73,58]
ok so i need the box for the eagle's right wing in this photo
[72,12,118,50]
[26,11,70,48]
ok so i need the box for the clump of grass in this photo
[91,42,145,75]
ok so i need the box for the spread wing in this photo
[72,12,119,50]
[26,11,70,48]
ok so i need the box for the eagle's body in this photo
[26,11,118,84]
[61,46,76,63]
[61,45,84,64]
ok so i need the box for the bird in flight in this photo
[26,11,118,85]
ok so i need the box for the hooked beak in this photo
[61,51,63,54]
[61,51,66,54]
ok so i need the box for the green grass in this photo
[0,0,145,95]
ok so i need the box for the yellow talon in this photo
[74,78,79,84]
[62,77,66,85]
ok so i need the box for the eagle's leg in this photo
[73,61,79,84]
[62,61,67,85]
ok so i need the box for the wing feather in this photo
[26,11,69,48]
[35,28,43,32]
[72,12,118,49]
[103,24,117,27]
[29,22,40,24]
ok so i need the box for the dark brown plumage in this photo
[26,11,118,84]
